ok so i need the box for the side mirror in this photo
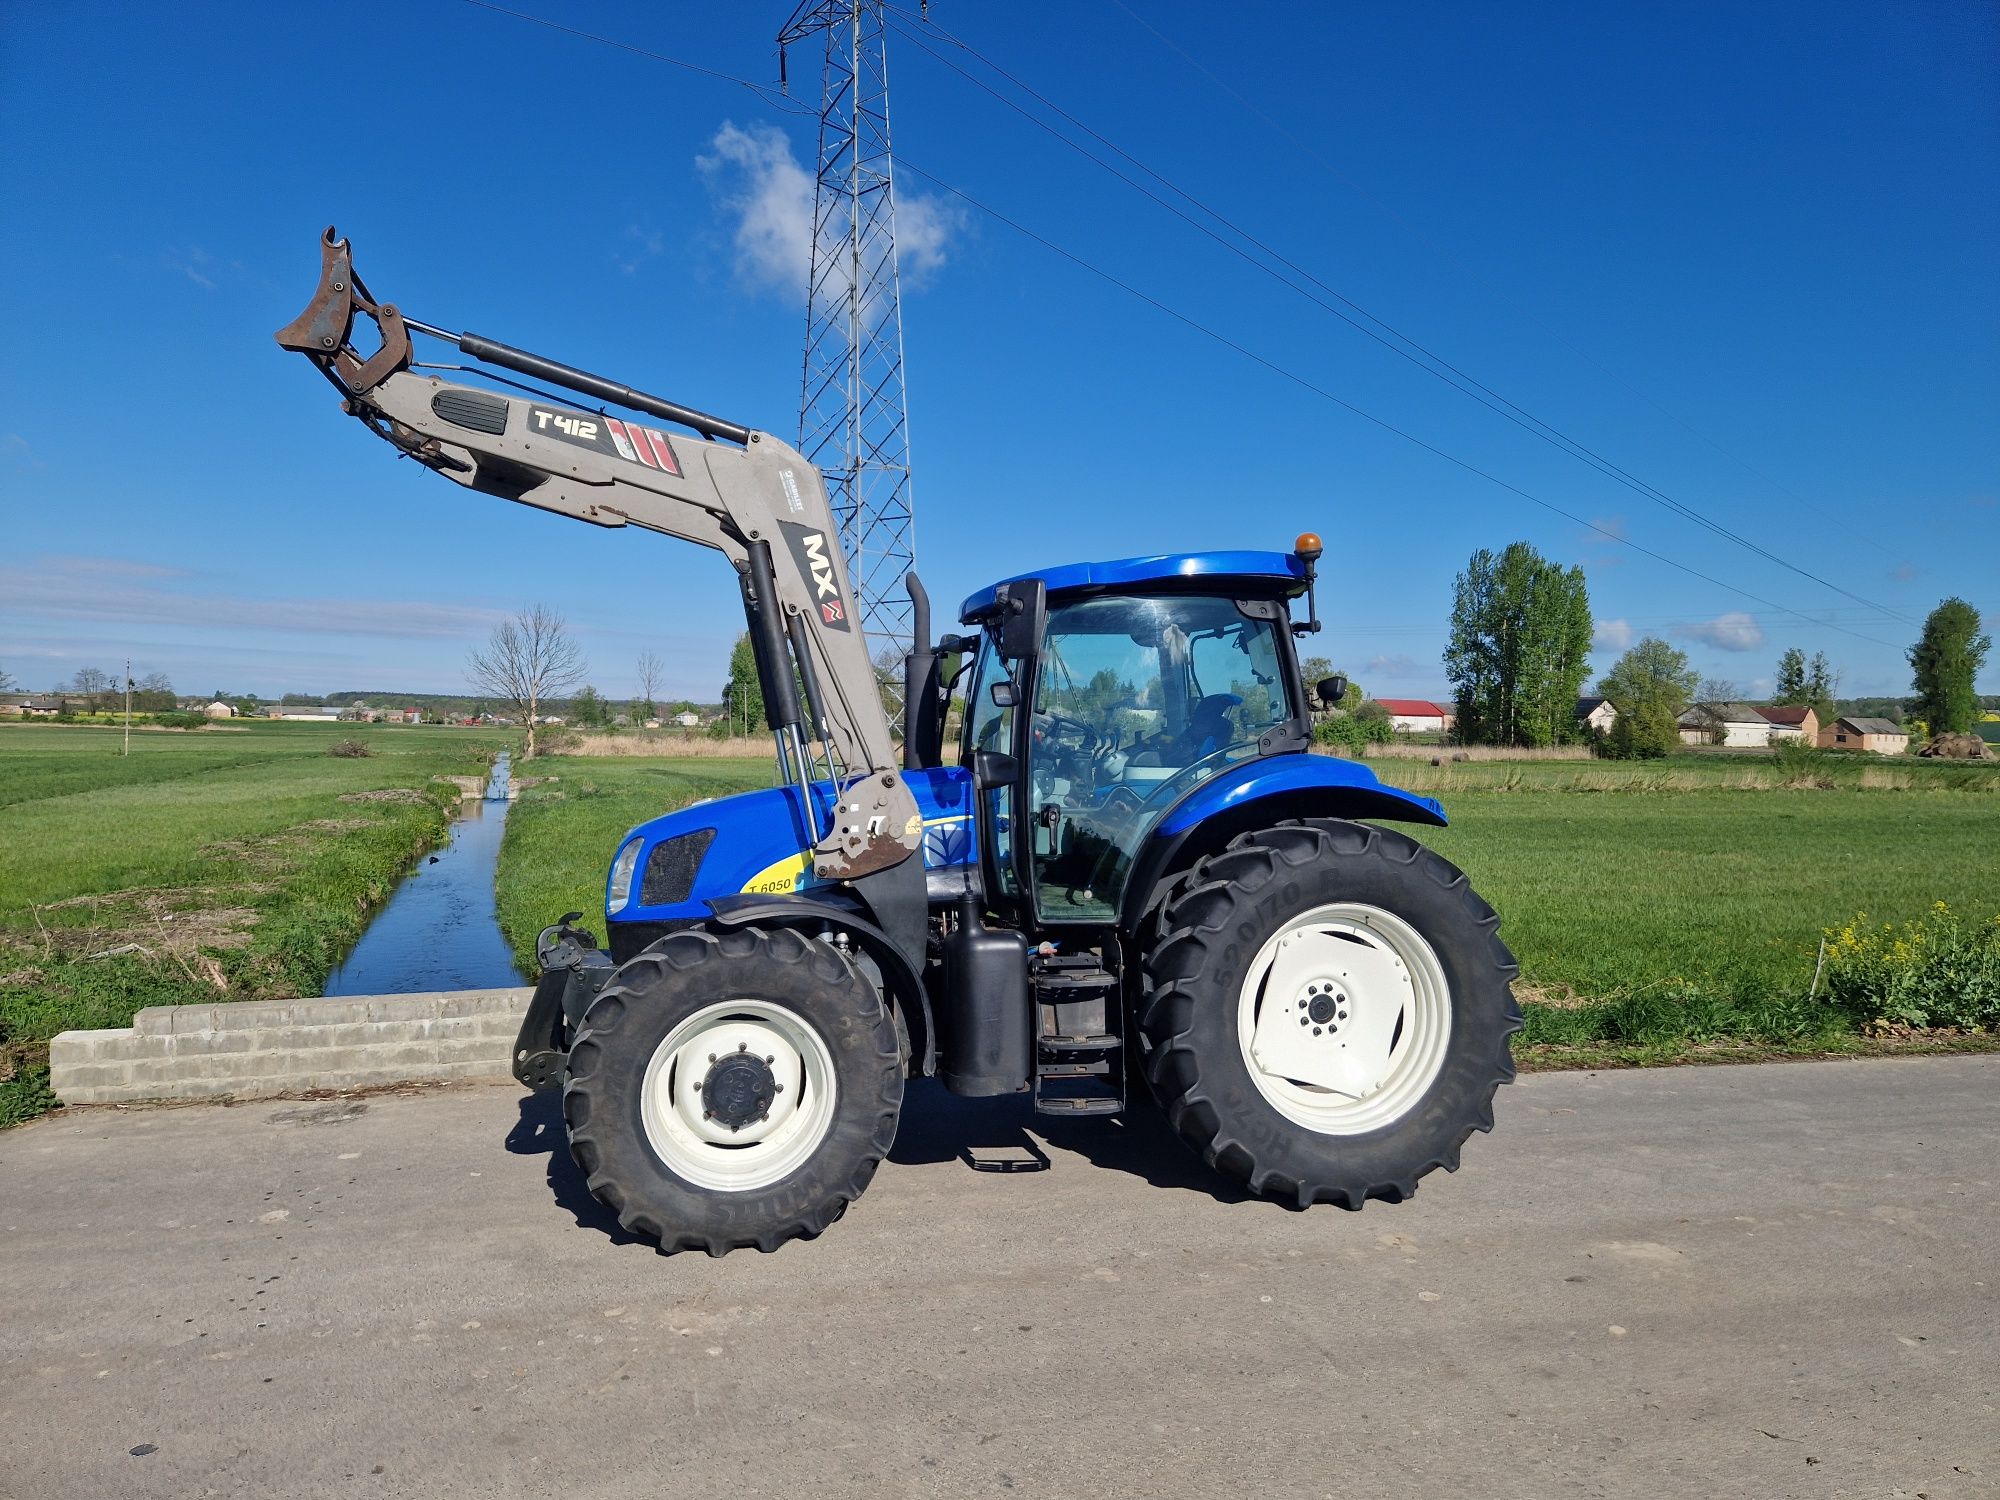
[989,681,1017,708]
[1316,674,1348,709]
[994,578,1045,661]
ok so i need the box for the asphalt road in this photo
[2,1056,1994,1500]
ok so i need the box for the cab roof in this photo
[959,550,1306,622]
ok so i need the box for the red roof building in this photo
[1373,698,1453,731]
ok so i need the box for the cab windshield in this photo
[1027,592,1294,921]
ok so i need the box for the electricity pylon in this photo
[779,0,917,704]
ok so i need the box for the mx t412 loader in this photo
[276,228,1520,1256]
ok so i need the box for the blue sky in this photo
[2,1,1994,704]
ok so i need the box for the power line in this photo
[885,6,1915,626]
[891,158,1900,651]
[453,0,814,115]
[441,0,1901,650]
[1095,0,1910,566]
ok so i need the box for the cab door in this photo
[962,633,1025,911]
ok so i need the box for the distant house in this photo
[0,694,61,718]
[1758,705,1819,743]
[1677,702,1773,748]
[1375,698,1453,734]
[673,711,702,729]
[1818,716,1908,755]
[264,705,341,721]
[203,701,236,719]
[1576,696,1617,735]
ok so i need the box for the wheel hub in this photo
[1242,911,1447,1128]
[1302,983,1345,1029]
[699,1046,778,1132]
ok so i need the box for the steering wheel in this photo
[1035,710,1098,754]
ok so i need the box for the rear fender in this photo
[1120,753,1447,933]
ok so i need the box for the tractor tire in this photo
[562,925,902,1256]
[1141,819,1519,1209]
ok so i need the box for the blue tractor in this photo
[280,230,1520,1255]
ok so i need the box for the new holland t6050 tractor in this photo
[278,229,1520,1255]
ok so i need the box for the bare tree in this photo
[467,605,588,759]
[1698,676,1741,703]
[636,649,665,724]
[0,664,13,692]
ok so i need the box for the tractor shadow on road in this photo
[889,1080,1252,1204]
[501,1080,1253,1249]
[503,1091,646,1246]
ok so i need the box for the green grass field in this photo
[7,726,1993,1126]
[495,756,775,969]
[0,720,512,1122]
[494,747,1999,1063]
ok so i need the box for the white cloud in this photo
[1676,611,1765,652]
[3,433,40,470]
[1364,653,1419,677]
[1593,617,1633,652]
[697,121,963,299]
[0,556,506,641]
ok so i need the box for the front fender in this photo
[705,893,936,1078]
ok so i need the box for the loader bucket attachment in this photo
[274,226,412,396]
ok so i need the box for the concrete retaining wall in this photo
[49,988,534,1105]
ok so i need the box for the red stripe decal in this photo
[645,428,681,476]
[607,418,651,466]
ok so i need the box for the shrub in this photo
[1821,902,2000,1030]
[1770,737,1835,785]
[326,738,373,758]
[1603,698,1679,759]
[1313,715,1370,756]
[151,711,207,730]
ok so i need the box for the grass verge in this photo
[0,722,513,1124]
[494,755,774,971]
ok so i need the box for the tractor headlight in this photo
[607,837,644,913]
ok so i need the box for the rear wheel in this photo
[1141,819,1519,1208]
[563,926,902,1255]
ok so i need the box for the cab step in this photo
[1031,1093,1123,1117]
[1030,953,1125,1118]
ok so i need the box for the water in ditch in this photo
[322,753,525,995]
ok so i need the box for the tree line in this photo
[1432,542,1990,756]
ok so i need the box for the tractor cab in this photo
[953,549,1319,926]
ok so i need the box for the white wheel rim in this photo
[1235,902,1452,1136]
[640,999,838,1192]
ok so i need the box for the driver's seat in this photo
[1183,693,1240,758]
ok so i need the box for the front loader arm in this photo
[275,227,919,881]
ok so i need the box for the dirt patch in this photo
[1512,981,1595,1010]
[22,886,260,966]
[338,788,429,805]
[267,1100,369,1126]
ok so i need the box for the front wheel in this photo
[562,926,903,1255]
[1141,820,1520,1209]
